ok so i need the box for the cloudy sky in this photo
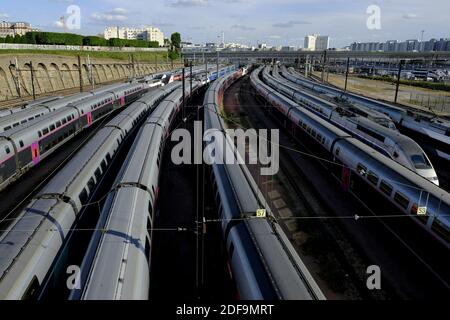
[1,0,449,48]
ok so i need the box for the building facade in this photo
[0,21,39,38]
[104,26,165,46]
[350,38,450,52]
[304,34,330,51]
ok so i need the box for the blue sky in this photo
[1,0,449,47]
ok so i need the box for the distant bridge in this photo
[183,50,450,64]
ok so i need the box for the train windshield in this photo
[410,154,432,169]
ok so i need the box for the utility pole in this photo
[190,61,193,96]
[182,67,186,125]
[394,59,404,104]
[14,57,22,98]
[321,50,327,83]
[216,50,219,80]
[78,55,83,93]
[30,61,36,100]
[344,57,350,94]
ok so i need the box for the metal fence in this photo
[407,92,450,114]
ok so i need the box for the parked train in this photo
[280,65,450,157]
[0,82,145,192]
[251,66,450,247]
[70,81,202,300]
[203,68,325,299]
[0,83,181,300]
[262,66,440,185]
[0,96,63,118]
[0,82,140,134]
[272,65,396,129]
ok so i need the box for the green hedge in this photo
[358,75,450,92]
[2,32,161,48]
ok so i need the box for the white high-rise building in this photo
[304,34,329,51]
[315,35,330,51]
[104,26,165,46]
[304,35,317,51]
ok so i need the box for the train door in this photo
[31,142,40,164]
[87,112,93,126]
[342,166,351,191]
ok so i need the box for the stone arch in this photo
[110,65,119,79]
[37,63,54,92]
[104,65,114,80]
[48,63,64,91]
[82,64,91,85]
[92,65,102,84]
[118,64,127,78]
[36,63,54,93]
[17,63,33,95]
[97,64,108,82]
[61,63,75,88]
[0,67,15,100]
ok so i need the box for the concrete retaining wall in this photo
[0,54,182,101]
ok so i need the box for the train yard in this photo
[0,62,448,300]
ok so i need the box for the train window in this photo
[21,276,40,300]
[367,171,379,186]
[56,121,61,128]
[36,114,41,118]
[94,168,102,181]
[87,178,96,193]
[21,120,27,124]
[356,164,367,176]
[410,154,431,169]
[4,126,11,131]
[38,131,42,138]
[43,128,49,135]
[100,160,107,172]
[13,122,19,127]
[79,188,89,205]
[19,140,24,148]
[394,192,410,210]
[28,117,34,121]
[62,119,67,125]
[49,124,55,131]
[106,153,112,163]
[5,146,10,154]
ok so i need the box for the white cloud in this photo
[90,8,129,22]
[53,20,65,28]
[0,13,9,19]
[402,13,418,19]
[167,0,209,7]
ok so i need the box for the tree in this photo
[170,32,181,51]
[169,32,181,61]
[4,35,14,43]
[164,38,171,48]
